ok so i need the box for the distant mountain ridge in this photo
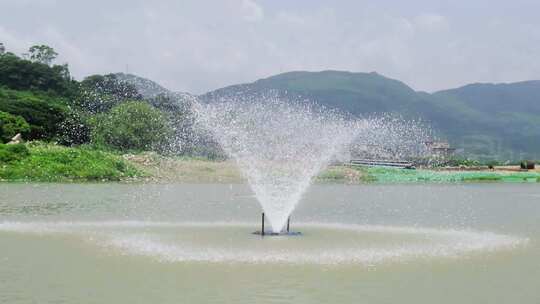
[202,71,540,160]
[115,73,173,99]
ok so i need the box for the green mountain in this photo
[115,73,170,99]
[203,71,540,160]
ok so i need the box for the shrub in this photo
[90,101,172,151]
[520,160,535,170]
[0,111,30,142]
[437,157,481,167]
[0,143,30,163]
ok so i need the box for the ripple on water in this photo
[0,221,529,266]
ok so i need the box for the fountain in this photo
[194,92,431,234]
[193,94,362,233]
[115,76,434,235]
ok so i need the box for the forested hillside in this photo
[204,71,540,160]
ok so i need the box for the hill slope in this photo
[203,71,540,160]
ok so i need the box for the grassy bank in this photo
[1,145,539,183]
[360,166,540,183]
[0,143,145,182]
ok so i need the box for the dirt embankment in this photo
[123,153,366,183]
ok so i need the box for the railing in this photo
[350,159,415,169]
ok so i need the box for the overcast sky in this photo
[1,0,539,94]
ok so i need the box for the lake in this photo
[1,183,539,303]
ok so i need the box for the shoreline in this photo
[1,146,539,184]
[116,154,540,184]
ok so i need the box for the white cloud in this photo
[0,1,538,93]
[414,14,448,29]
[0,26,31,54]
[241,0,264,22]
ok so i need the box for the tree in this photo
[0,111,31,143]
[77,74,143,113]
[0,51,76,96]
[0,43,5,55]
[0,88,68,140]
[28,45,58,65]
[90,101,172,151]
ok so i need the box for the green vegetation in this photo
[432,156,483,167]
[0,143,144,182]
[90,101,172,151]
[0,43,187,149]
[1,41,539,182]
[27,45,59,66]
[0,111,30,142]
[0,49,75,96]
[0,42,219,181]
[0,88,67,140]
[76,73,143,114]
[206,70,540,160]
[356,166,540,183]
[0,144,30,163]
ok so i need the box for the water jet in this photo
[194,93,432,234]
[194,95,361,233]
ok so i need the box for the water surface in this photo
[0,183,539,303]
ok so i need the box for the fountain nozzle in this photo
[253,213,301,236]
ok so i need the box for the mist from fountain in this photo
[194,93,431,233]
[194,95,362,232]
